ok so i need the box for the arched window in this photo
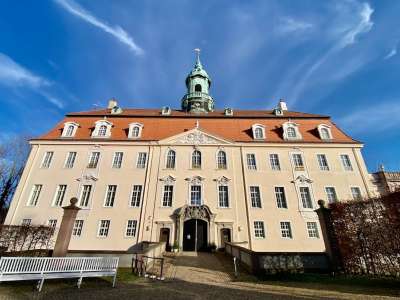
[192,150,201,169]
[166,150,176,169]
[132,126,140,138]
[320,128,330,140]
[287,127,296,138]
[98,125,107,137]
[254,127,264,139]
[65,125,75,137]
[195,84,202,92]
[217,150,227,169]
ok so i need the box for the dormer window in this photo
[161,106,171,115]
[128,123,144,139]
[92,120,113,138]
[251,124,266,140]
[283,122,302,140]
[317,124,333,140]
[61,122,79,137]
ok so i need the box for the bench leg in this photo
[77,277,83,289]
[37,278,45,292]
[112,273,117,288]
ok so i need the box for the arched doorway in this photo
[183,219,208,251]
[159,228,170,251]
[220,228,231,249]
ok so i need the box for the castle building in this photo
[5,54,375,253]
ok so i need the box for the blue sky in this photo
[0,0,399,171]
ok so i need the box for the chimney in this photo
[278,99,288,111]
[108,98,118,109]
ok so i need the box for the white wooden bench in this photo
[0,256,119,292]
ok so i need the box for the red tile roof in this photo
[35,108,360,144]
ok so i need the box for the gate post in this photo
[53,198,81,257]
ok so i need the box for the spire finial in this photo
[194,48,201,62]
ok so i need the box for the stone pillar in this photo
[315,200,342,272]
[53,198,81,257]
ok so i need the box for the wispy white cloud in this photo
[338,100,400,134]
[0,53,50,88]
[0,52,64,109]
[54,0,144,55]
[384,46,397,60]
[277,17,313,34]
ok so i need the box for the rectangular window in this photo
[292,153,304,171]
[126,220,137,237]
[307,222,319,238]
[340,154,353,171]
[21,219,31,226]
[246,154,257,170]
[218,185,229,208]
[317,154,329,171]
[269,154,281,171]
[79,185,92,207]
[28,184,42,206]
[299,187,313,209]
[137,152,147,168]
[48,219,57,231]
[64,152,77,168]
[53,184,67,206]
[41,151,54,168]
[325,187,338,203]
[190,185,202,206]
[72,220,84,236]
[112,152,123,168]
[250,186,262,208]
[254,221,265,238]
[162,185,173,207]
[275,187,287,208]
[280,221,293,238]
[351,187,362,200]
[104,185,117,207]
[98,220,110,237]
[87,152,100,168]
[130,185,142,207]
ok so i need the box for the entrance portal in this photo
[220,228,231,249]
[183,219,208,251]
[159,228,170,251]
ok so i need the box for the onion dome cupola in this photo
[181,49,215,113]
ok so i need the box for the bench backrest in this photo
[0,257,119,275]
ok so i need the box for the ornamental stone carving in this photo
[175,204,215,222]
[214,176,230,185]
[292,175,313,184]
[159,175,176,185]
[185,175,205,185]
[178,130,218,145]
[76,174,98,182]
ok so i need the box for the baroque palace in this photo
[5,54,377,253]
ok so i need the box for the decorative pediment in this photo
[159,175,177,185]
[174,204,216,222]
[76,174,98,182]
[292,175,313,184]
[185,175,205,185]
[213,176,231,185]
[160,128,232,145]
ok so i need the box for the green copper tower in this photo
[181,49,215,113]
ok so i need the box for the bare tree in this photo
[0,135,30,223]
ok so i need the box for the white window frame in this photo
[216,149,227,169]
[249,186,262,208]
[79,184,92,208]
[280,221,293,239]
[97,220,111,238]
[112,152,123,169]
[269,154,281,171]
[325,186,338,204]
[190,184,202,206]
[48,219,58,231]
[251,124,266,140]
[61,122,79,137]
[64,151,77,169]
[136,152,147,169]
[165,149,176,169]
[274,186,288,209]
[103,185,117,207]
[92,120,113,138]
[21,219,31,226]
[254,221,266,239]
[72,220,84,237]
[191,149,202,169]
[125,220,138,237]
[128,123,144,139]
[350,186,362,200]
[298,186,314,209]
[291,153,305,171]
[27,184,42,206]
[218,184,230,208]
[283,121,302,140]
[162,185,174,207]
[87,151,101,169]
[317,124,333,140]
[306,221,320,238]
[340,154,353,171]
[130,185,143,207]
[52,184,67,207]
[246,153,257,170]
[41,151,54,169]
[317,154,330,171]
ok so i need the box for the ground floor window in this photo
[98,220,110,237]
[307,222,319,238]
[73,220,84,237]
[280,221,293,238]
[254,221,265,238]
[126,220,137,237]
